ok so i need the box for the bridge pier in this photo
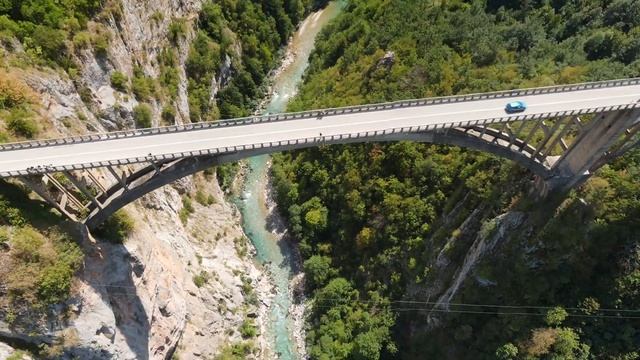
[541,109,640,196]
[19,175,79,221]
[85,156,222,229]
[63,171,103,210]
[107,166,129,191]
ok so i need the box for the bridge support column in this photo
[19,176,78,221]
[85,170,108,194]
[542,109,640,196]
[63,171,103,210]
[107,166,128,191]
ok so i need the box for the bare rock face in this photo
[80,0,207,128]
[2,1,275,359]
[94,85,138,130]
[160,177,274,359]
[21,69,103,136]
[66,175,273,359]
[0,342,33,359]
[0,342,14,358]
[210,54,234,102]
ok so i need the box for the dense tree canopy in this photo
[0,0,103,67]
[186,0,326,122]
[273,0,640,358]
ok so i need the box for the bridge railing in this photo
[3,103,637,178]
[1,78,639,152]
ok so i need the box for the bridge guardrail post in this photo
[0,77,638,154]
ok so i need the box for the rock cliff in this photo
[0,1,273,358]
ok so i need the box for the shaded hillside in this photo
[273,0,640,359]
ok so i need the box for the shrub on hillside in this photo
[37,241,83,304]
[94,209,134,243]
[192,271,209,288]
[168,18,187,43]
[215,342,256,360]
[131,66,156,101]
[179,196,195,225]
[133,103,152,128]
[239,318,257,338]
[72,31,92,50]
[0,71,35,109]
[0,199,25,226]
[6,109,38,138]
[161,105,176,125]
[110,71,128,92]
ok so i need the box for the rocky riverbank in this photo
[263,159,308,359]
[231,4,343,358]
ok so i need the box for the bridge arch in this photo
[85,126,553,228]
[0,77,636,227]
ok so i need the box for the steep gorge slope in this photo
[0,0,321,358]
[273,0,640,359]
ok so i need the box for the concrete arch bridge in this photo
[0,78,639,228]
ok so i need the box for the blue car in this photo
[505,100,527,113]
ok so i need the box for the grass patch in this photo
[6,351,30,360]
[195,190,215,206]
[240,274,257,305]
[234,236,248,258]
[168,18,187,43]
[479,218,498,239]
[239,317,257,338]
[214,341,256,360]
[179,196,195,225]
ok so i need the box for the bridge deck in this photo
[1,83,639,177]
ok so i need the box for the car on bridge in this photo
[505,100,527,113]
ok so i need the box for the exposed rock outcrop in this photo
[0,1,275,359]
[0,342,33,359]
[69,176,273,359]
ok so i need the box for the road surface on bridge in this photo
[0,83,639,176]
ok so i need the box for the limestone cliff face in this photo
[77,0,202,128]
[70,176,273,360]
[0,1,272,359]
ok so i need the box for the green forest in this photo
[273,0,640,359]
[0,0,107,68]
[187,0,329,121]
[0,0,330,357]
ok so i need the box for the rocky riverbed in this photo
[232,3,343,359]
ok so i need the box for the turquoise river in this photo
[234,3,342,359]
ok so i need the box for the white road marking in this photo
[1,94,636,164]
[0,84,639,174]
